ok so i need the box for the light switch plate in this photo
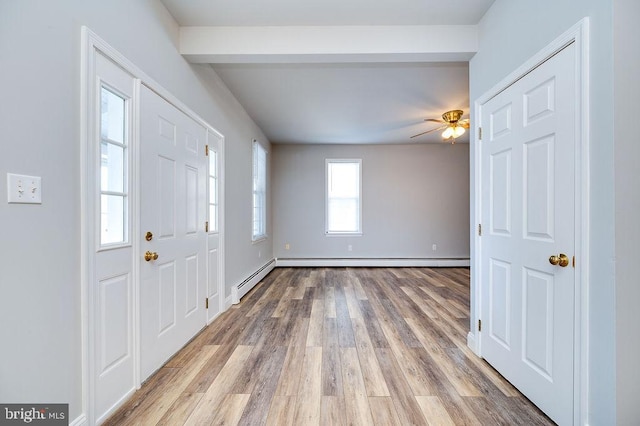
[7,173,42,204]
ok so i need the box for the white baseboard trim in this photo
[467,331,479,356]
[224,294,234,309]
[275,257,470,268]
[231,259,276,304]
[70,414,87,426]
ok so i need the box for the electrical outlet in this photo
[348,245,353,251]
[7,173,42,204]
[432,244,437,251]
[285,243,290,250]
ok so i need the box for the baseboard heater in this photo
[231,259,276,304]
[275,257,470,268]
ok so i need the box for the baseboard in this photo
[224,294,234,309]
[231,259,276,304]
[275,257,470,268]
[70,413,87,426]
[467,331,479,355]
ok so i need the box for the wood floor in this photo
[105,267,553,425]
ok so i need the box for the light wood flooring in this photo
[105,267,553,425]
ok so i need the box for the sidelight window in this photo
[99,86,129,246]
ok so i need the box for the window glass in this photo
[252,141,267,240]
[100,87,125,143]
[326,160,361,234]
[99,86,128,246]
[208,150,218,233]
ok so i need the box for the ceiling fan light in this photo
[442,126,454,139]
[453,125,466,138]
[442,125,466,140]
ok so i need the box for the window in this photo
[252,140,267,241]
[208,148,218,233]
[326,159,361,235]
[99,86,129,246]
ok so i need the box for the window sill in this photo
[252,236,268,244]
[325,232,363,237]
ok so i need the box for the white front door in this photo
[206,131,224,322]
[139,85,208,381]
[479,43,576,425]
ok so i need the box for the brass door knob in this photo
[145,231,153,241]
[144,251,159,262]
[549,253,569,267]
[557,253,569,267]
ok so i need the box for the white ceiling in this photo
[161,0,496,144]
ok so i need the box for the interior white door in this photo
[480,43,576,425]
[206,130,224,322]
[139,85,208,381]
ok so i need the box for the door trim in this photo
[470,18,590,426]
[81,27,226,424]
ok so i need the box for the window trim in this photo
[252,140,267,242]
[325,158,362,236]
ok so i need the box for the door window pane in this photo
[208,150,218,233]
[99,86,128,246]
[100,142,125,192]
[101,194,125,244]
[100,87,125,143]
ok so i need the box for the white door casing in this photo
[139,84,208,381]
[479,42,576,425]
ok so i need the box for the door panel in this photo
[490,149,512,235]
[98,274,131,373]
[488,259,511,349]
[140,85,207,381]
[524,136,555,240]
[480,43,576,425]
[522,267,554,378]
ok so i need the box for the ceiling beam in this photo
[180,25,478,63]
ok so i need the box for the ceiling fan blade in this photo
[424,118,445,123]
[410,125,446,139]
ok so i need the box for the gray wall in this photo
[272,143,470,259]
[470,0,616,423]
[614,0,640,423]
[0,0,271,420]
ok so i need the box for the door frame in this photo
[470,18,590,425]
[80,27,226,424]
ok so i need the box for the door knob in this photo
[549,253,569,267]
[144,251,159,262]
[145,231,153,241]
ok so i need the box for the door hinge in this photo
[478,224,482,236]
[478,127,482,140]
[205,145,209,156]
[572,255,575,268]
[478,319,482,332]
[205,221,209,232]
[205,298,209,309]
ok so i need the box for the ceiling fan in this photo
[410,109,470,143]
